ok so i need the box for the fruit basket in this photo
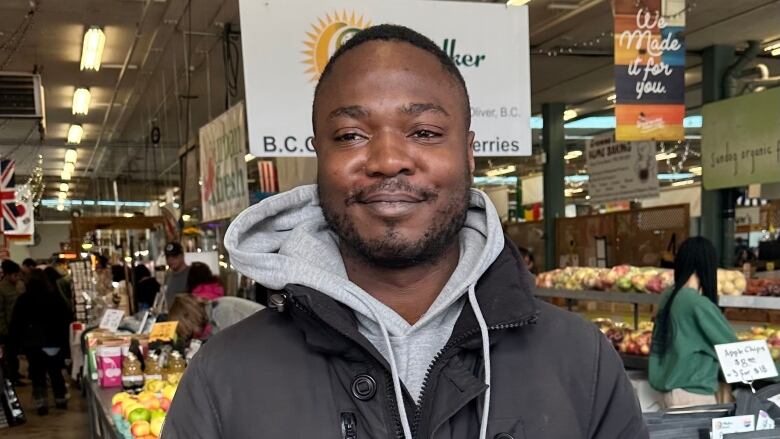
[108,377,179,439]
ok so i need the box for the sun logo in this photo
[302,11,371,82]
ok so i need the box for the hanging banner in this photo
[586,133,660,203]
[6,183,34,243]
[702,87,780,190]
[0,159,19,235]
[199,102,250,222]
[238,0,532,157]
[614,0,686,141]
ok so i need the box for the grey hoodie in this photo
[225,184,505,438]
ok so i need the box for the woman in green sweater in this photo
[649,236,738,409]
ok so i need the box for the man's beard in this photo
[319,176,471,269]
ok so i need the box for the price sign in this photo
[715,340,779,383]
[711,415,755,439]
[99,309,125,332]
[149,321,179,342]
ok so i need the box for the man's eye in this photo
[411,129,441,139]
[334,133,364,142]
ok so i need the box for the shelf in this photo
[718,295,780,311]
[534,288,663,305]
[619,353,649,370]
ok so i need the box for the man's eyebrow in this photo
[327,106,370,120]
[399,103,450,117]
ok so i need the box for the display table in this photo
[85,380,122,439]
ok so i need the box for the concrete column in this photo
[542,103,566,270]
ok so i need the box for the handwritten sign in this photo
[711,415,755,439]
[149,321,179,342]
[99,309,125,332]
[614,0,686,141]
[586,133,659,203]
[715,340,778,383]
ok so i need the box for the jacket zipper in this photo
[410,317,538,438]
[288,295,406,439]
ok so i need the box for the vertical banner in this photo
[0,159,19,234]
[614,0,686,141]
[7,183,34,244]
[199,102,250,222]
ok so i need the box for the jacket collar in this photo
[284,236,540,356]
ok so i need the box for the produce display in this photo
[594,318,654,357]
[745,279,780,297]
[737,327,780,361]
[537,265,746,296]
[110,376,179,439]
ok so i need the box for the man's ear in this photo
[467,131,475,174]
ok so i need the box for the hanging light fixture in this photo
[61,170,72,181]
[63,162,75,175]
[57,191,68,199]
[563,109,578,121]
[81,26,106,71]
[59,183,69,193]
[72,87,91,115]
[65,148,78,163]
[67,124,83,144]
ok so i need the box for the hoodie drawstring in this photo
[467,283,491,439]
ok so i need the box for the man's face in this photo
[166,254,185,272]
[313,41,474,268]
[6,273,19,284]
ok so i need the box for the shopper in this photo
[133,264,161,312]
[21,258,36,278]
[43,266,73,313]
[649,237,738,409]
[9,269,72,415]
[163,242,190,308]
[186,262,224,301]
[167,294,212,345]
[0,260,23,385]
[164,25,646,439]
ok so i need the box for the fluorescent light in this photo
[67,124,83,144]
[57,191,68,199]
[606,94,617,102]
[61,170,72,181]
[81,26,106,71]
[56,204,65,211]
[65,148,77,163]
[485,165,516,177]
[63,162,75,174]
[123,212,134,218]
[59,183,69,192]
[244,153,255,162]
[182,214,191,222]
[506,0,532,5]
[655,152,677,161]
[671,179,695,187]
[658,173,694,180]
[765,42,780,52]
[158,201,166,207]
[563,109,578,121]
[772,48,780,57]
[72,87,91,115]
[564,150,583,160]
[689,166,702,176]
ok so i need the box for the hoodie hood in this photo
[225,183,505,438]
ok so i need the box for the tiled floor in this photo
[0,363,89,438]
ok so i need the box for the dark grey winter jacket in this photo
[163,243,648,438]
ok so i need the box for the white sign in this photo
[99,309,125,332]
[715,340,779,383]
[735,206,761,227]
[238,0,531,157]
[199,102,250,222]
[711,415,755,439]
[586,133,660,203]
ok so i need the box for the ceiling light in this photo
[689,166,702,176]
[56,204,65,211]
[72,87,91,115]
[563,109,578,121]
[564,150,583,160]
[671,179,695,187]
[485,165,516,177]
[244,153,255,162]
[65,148,78,163]
[123,212,134,218]
[63,162,75,174]
[606,94,617,102]
[61,170,72,181]
[506,0,532,5]
[765,41,780,53]
[59,183,69,192]
[655,152,677,161]
[182,214,191,222]
[772,48,780,57]
[57,191,68,199]
[81,26,106,71]
[67,124,83,144]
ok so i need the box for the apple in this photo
[150,409,166,422]
[162,385,177,401]
[111,401,124,415]
[123,401,143,419]
[131,420,151,437]
[160,397,171,412]
[128,407,151,423]
[142,397,161,411]
[111,391,131,406]
[150,416,165,437]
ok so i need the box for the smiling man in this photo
[163,25,647,439]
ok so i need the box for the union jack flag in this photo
[0,159,19,233]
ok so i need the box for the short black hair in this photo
[22,258,36,268]
[2,259,20,275]
[312,24,471,134]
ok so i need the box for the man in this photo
[164,25,647,438]
[163,242,190,308]
[0,260,23,385]
[20,258,36,284]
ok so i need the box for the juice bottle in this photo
[144,352,163,383]
[121,353,144,392]
[166,351,186,385]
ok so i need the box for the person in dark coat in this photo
[10,269,72,415]
[132,264,160,312]
[163,25,646,439]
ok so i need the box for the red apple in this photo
[160,397,171,412]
